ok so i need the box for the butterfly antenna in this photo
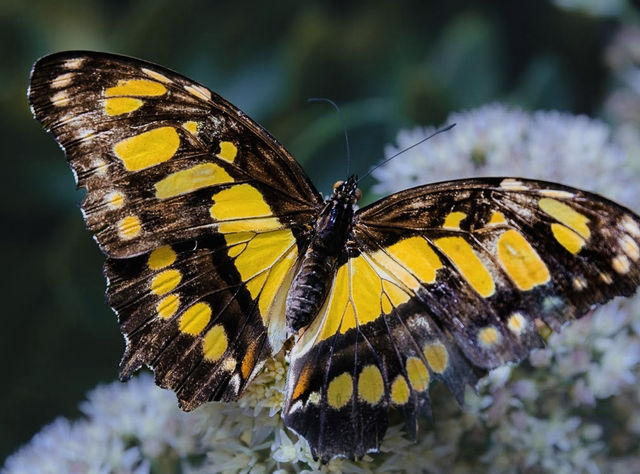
[358,123,456,183]
[308,97,351,176]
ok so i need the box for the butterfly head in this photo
[332,175,361,204]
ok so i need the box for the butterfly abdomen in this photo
[286,247,338,331]
[286,179,358,332]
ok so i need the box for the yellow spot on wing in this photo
[317,265,350,341]
[327,372,353,409]
[105,191,125,209]
[227,229,297,327]
[487,211,506,225]
[443,211,467,229]
[155,163,233,199]
[478,326,501,348]
[385,236,442,285]
[539,198,590,239]
[317,241,438,342]
[148,246,177,270]
[105,79,166,97]
[341,256,382,333]
[256,244,298,317]
[180,302,212,336]
[156,294,180,320]
[497,229,550,290]
[217,141,238,163]
[224,232,254,258]
[113,127,180,171]
[358,365,384,404]
[434,237,495,297]
[390,376,410,404]
[406,357,429,391]
[231,231,295,296]
[507,312,527,335]
[202,324,228,360]
[104,97,143,116]
[423,343,448,373]
[182,121,198,134]
[211,184,282,233]
[551,223,585,254]
[117,215,142,239]
[151,269,182,295]
[382,280,410,311]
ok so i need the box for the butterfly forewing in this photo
[28,51,321,258]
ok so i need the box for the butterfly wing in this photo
[29,51,322,408]
[284,177,640,460]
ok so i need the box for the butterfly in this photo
[28,51,640,461]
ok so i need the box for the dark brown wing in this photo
[28,51,320,408]
[28,51,321,258]
[283,177,640,460]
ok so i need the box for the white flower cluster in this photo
[5,104,640,473]
[373,104,638,210]
[551,0,627,17]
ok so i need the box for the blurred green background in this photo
[1,0,637,462]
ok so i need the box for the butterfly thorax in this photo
[285,175,360,332]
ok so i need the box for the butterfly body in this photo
[286,175,360,332]
[28,51,640,461]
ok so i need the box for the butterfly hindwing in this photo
[284,177,640,460]
[284,244,484,459]
[105,230,299,408]
[28,51,320,407]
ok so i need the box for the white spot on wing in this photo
[612,254,631,274]
[63,58,85,69]
[540,189,574,199]
[51,90,70,107]
[572,276,587,291]
[184,84,212,101]
[51,72,74,89]
[622,215,640,238]
[500,178,528,191]
[620,234,640,261]
[141,68,172,84]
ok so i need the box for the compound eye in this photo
[333,180,344,190]
[355,188,362,201]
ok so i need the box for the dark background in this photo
[1,0,634,462]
